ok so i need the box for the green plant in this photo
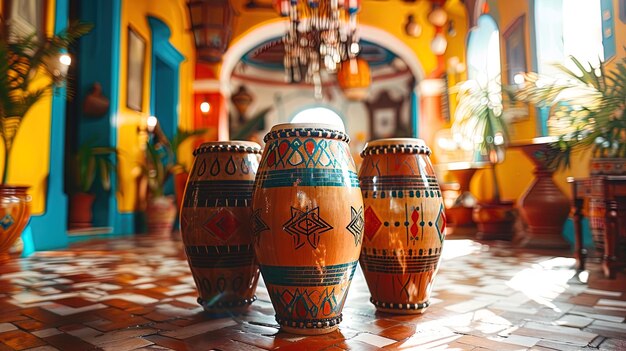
[144,140,175,198]
[515,56,626,169]
[451,76,509,203]
[230,106,272,140]
[70,142,118,194]
[0,18,92,184]
[171,127,207,173]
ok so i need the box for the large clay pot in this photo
[473,201,516,240]
[181,141,262,313]
[0,186,31,260]
[68,192,96,229]
[253,123,363,335]
[358,139,446,314]
[146,195,177,235]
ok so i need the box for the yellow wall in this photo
[117,0,195,212]
[1,1,57,215]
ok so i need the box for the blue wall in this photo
[28,0,71,251]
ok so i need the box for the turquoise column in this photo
[411,90,419,138]
[27,0,71,251]
[77,0,129,234]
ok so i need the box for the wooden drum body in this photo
[358,139,446,314]
[180,141,262,313]
[252,124,364,335]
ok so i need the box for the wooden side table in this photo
[569,176,626,278]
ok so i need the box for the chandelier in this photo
[274,0,362,98]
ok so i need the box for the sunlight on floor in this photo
[507,257,577,311]
[440,239,483,260]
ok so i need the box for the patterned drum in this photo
[252,123,364,335]
[358,138,446,314]
[0,186,31,260]
[180,141,262,313]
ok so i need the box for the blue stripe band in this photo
[260,261,358,286]
[257,169,360,188]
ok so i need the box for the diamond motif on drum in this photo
[363,206,382,241]
[346,206,364,246]
[0,214,14,230]
[435,204,446,243]
[204,210,240,241]
[283,206,333,249]
[410,207,420,238]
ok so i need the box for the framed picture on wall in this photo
[127,26,146,112]
[503,15,527,86]
[8,0,44,41]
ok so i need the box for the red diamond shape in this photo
[364,206,382,241]
[204,210,240,241]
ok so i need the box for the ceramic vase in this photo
[180,141,262,313]
[358,138,446,314]
[252,123,364,334]
[0,186,31,261]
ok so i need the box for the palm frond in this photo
[515,56,626,169]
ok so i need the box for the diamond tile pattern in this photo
[0,233,624,350]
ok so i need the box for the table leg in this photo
[572,196,585,271]
[603,200,619,279]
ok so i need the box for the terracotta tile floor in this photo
[0,233,625,351]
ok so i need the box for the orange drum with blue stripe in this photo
[252,123,364,335]
[358,138,446,314]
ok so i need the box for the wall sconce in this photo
[187,0,235,63]
[45,53,72,79]
[200,100,211,114]
[404,14,422,37]
[147,115,158,133]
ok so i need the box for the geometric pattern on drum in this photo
[346,206,364,246]
[0,214,14,230]
[283,206,333,250]
[251,209,269,236]
[185,244,255,268]
[196,155,257,177]
[183,180,254,208]
[260,261,358,287]
[203,210,240,242]
[360,176,441,199]
[435,203,446,244]
[268,286,346,320]
[360,250,441,274]
[256,169,360,188]
[363,206,382,241]
[261,138,352,171]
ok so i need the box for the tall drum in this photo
[180,141,262,313]
[253,123,364,335]
[358,138,446,314]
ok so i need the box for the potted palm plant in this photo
[67,143,118,229]
[515,56,626,172]
[0,17,91,257]
[171,127,207,213]
[452,76,516,240]
[143,137,177,235]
